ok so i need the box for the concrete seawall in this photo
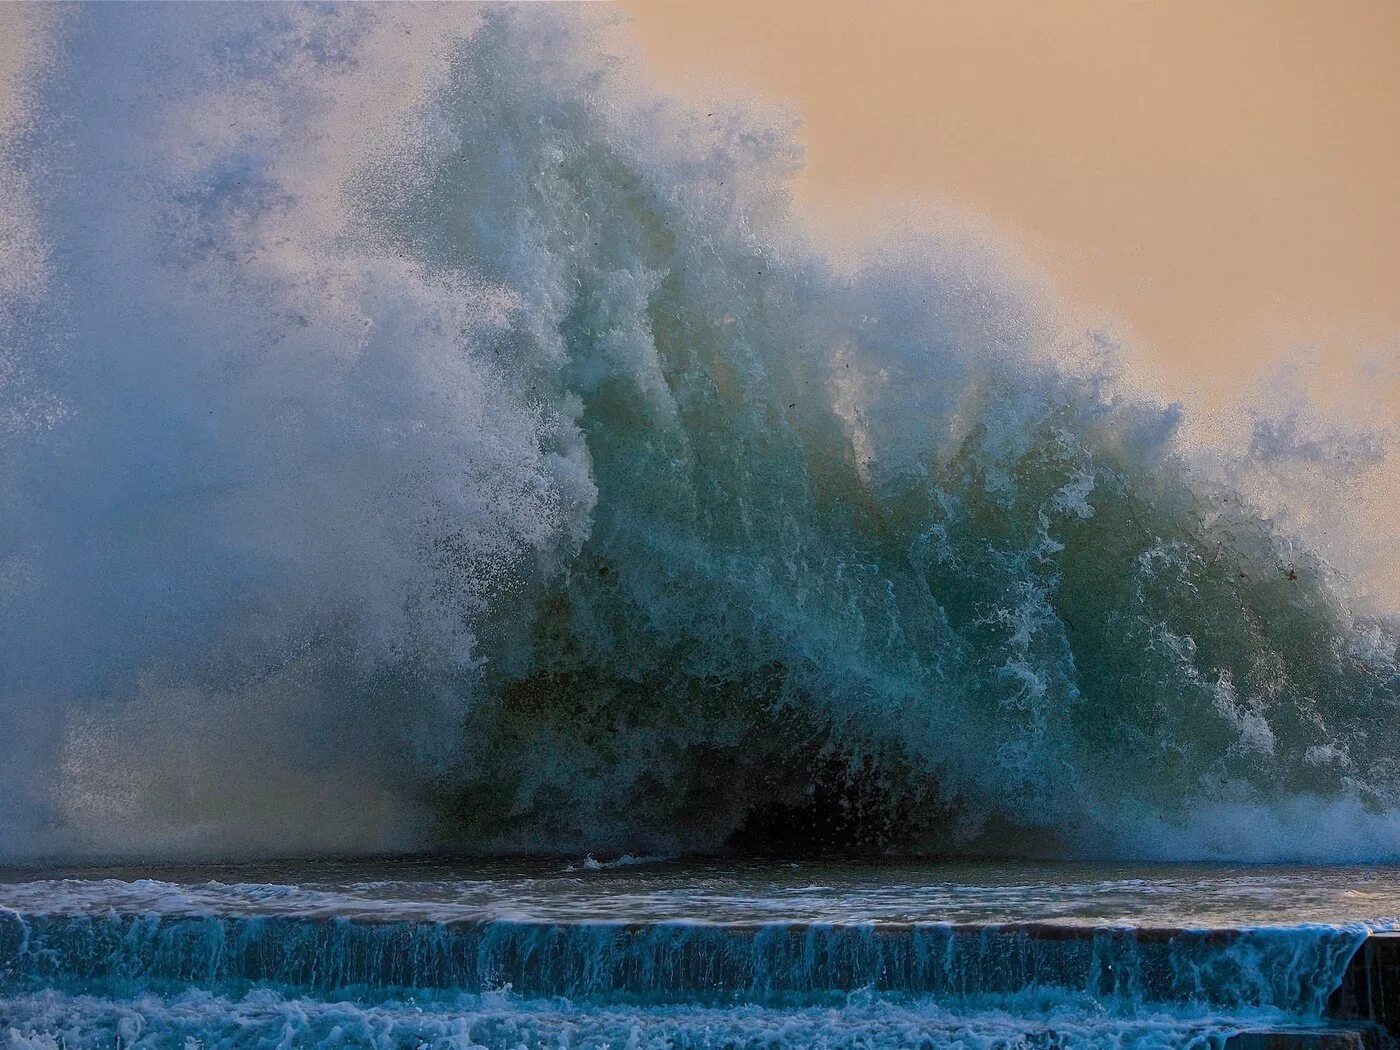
[1217,935,1400,1050]
[1327,933,1400,1044]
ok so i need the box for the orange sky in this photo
[622,0,1399,401]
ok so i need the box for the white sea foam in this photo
[0,987,1284,1050]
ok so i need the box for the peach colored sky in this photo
[622,0,1398,401]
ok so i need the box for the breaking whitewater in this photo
[1,4,1397,866]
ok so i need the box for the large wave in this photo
[0,4,1396,863]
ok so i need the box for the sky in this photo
[622,0,1398,404]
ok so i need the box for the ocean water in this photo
[1,4,1398,1046]
[0,3,1396,866]
[0,859,1394,1048]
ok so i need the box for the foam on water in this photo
[0,987,1287,1050]
[0,3,1397,864]
[3,860,1400,927]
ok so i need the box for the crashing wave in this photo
[0,5,1395,862]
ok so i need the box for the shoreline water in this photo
[3,860,1397,1048]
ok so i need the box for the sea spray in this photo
[0,5,1396,862]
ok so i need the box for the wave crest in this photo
[0,5,1395,862]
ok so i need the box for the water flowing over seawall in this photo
[4,865,1395,1049]
[0,5,1397,862]
[0,913,1364,1016]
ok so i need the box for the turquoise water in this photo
[1,860,1394,1047]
